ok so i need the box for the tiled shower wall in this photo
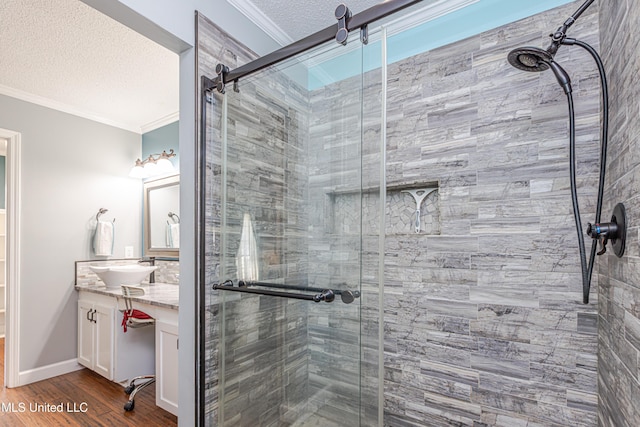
[598,1,640,425]
[382,1,601,425]
[213,69,312,426]
[307,65,384,426]
[199,0,604,425]
[198,14,382,426]
[198,12,259,422]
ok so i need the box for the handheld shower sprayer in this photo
[506,0,625,304]
[547,61,572,95]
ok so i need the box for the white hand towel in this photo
[236,213,259,281]
[93,220,114,256]
[170,223,180,248]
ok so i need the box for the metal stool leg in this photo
[123,375,155,411]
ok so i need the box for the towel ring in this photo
[96,208,116,223]
[168,212,180,224]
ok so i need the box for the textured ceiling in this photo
[0,0,178,133]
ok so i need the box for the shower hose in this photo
[563,38,609,304]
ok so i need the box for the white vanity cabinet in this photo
[77,291,155,383]
[77,300,114,380]
[156,321,179,415]
[76,286,178,415]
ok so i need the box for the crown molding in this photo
[140,111,180,134]
[0,84,141,134]
[227,0,295,47]
[385,0,479,37]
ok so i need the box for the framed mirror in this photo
[144,174,180,257]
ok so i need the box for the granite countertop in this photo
[75,282,179,310]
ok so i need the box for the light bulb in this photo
[129,159,147,178]
[156,157,175,173]
[143,160,158,176]
[129,165,146,178]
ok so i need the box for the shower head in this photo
[507,46,572,94]
[508,0,595,71]
[507,46,554,72]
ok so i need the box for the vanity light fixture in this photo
[129,149,176,179]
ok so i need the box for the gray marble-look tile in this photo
[198,1,611,425]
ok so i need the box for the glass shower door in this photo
[215,32,370,427]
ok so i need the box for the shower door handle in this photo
[214,280,360,304]
[238,280,360,304]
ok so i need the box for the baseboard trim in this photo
[17,359,84,386]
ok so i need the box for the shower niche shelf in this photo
[323,181,440,235]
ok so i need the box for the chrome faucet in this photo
[138,257,156,283]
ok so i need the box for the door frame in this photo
[0,127,21,388]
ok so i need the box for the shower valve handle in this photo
[586,222,619,256]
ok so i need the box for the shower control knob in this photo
[586,222,612,255]
[586,222,616,238]
[585,204,626,258]
[587,221,620,256]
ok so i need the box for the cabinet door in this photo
[156,321,179,415]
[93,303,114,380]
[77,301,94,369]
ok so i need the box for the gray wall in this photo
[382,1,601,425]
[0,94,142,372]
[598,1,640,425]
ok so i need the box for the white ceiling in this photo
[0,0,179,134]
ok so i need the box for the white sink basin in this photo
[89,265,157,289]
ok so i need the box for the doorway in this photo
[0,128,21,388]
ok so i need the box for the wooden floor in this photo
[0,338,177,426]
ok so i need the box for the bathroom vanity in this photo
[75,283,179,416]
